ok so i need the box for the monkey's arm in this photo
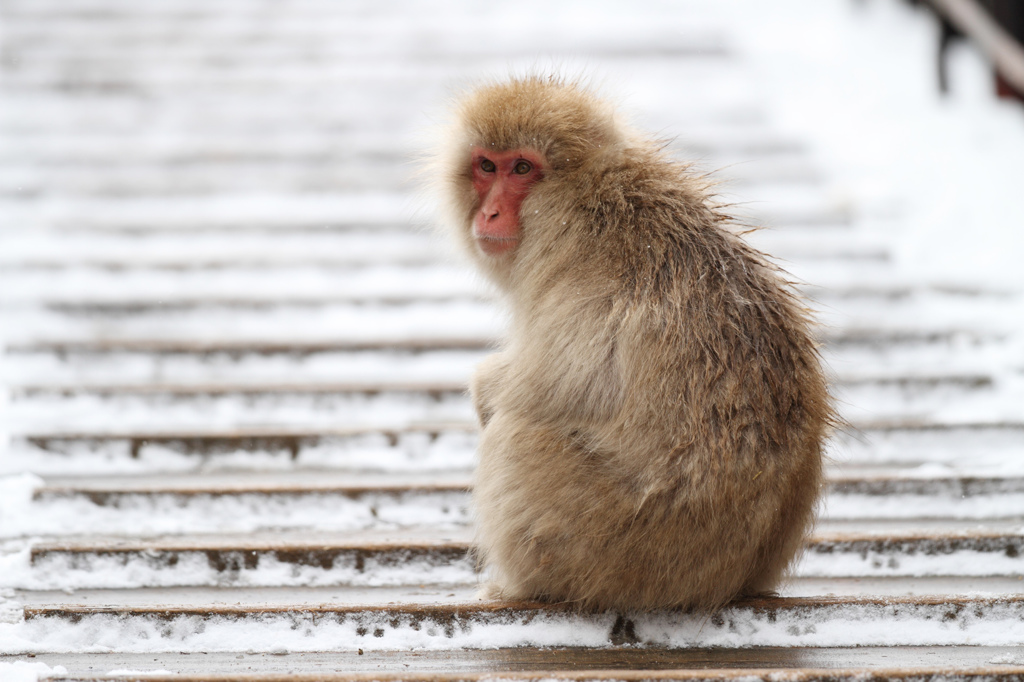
[503,294,626,431]
[470,352,511,428]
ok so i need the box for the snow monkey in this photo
[436,77,831,611]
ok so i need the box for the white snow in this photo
[0,430,480,477]
[1,597,1023,654]
[0,487,472,538]
[1,542,478,591]
[0,662,68,682]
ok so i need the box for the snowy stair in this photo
[3,0,1024,679]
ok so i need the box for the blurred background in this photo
[2,0,1023,449]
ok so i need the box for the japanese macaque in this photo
[435,77,831,611]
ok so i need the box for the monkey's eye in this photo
[512,160,533,175]
[479,158,496,173]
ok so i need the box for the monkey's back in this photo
[473,150,830,611]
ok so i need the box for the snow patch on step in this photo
[0,661,68,682]
[3,599,1023,654]
[2,488,471,538]
[3,541,477,591]
[1,430,479,476]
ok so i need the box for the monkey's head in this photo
[441,77,626,282]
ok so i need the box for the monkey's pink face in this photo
[470,147,545,256]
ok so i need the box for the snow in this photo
[2,537,1017,593]
[2,470,1021,542]
[0,662,68,682]
[798,548,1024,579]
[1,543,478,591]
[1,193,417,230]
[1,598,1023,654]
[723,0,1024,290]
[0,429,480,477]
[1,348,487,389]
[0,299,505,346]
[6,390,477,433]
[0,486,472,539]
[824,492,1024,520]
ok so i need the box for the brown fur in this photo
[436,76,832,611]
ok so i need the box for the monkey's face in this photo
[469,147,545,257]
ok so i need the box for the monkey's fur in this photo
[437,77,832,611]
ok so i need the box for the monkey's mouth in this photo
[476,236,518,255]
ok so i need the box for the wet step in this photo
[9,588,1024,650]
[8,647,1024,681]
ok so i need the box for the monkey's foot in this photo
[474,582,505,601]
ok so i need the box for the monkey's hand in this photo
[470,352,511,428]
